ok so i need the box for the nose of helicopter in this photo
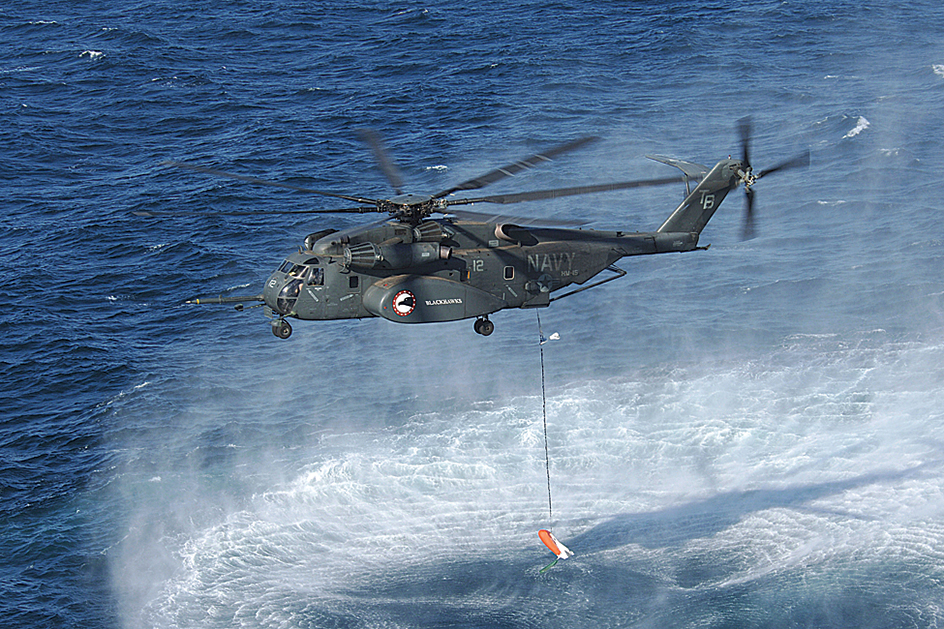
[263,274,282,312]
[263,273,301,315]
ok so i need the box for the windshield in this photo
[288,264,308,279]
[278,261,313,280]
[276,279,302,314]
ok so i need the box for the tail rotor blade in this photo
[738,116,752,168]
[742,187,756,240]
[757,149,810,178]
[741,147,810,239]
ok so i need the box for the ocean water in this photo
[3,1,944,627]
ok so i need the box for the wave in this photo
[843,116,870,139]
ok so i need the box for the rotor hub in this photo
[739,167,756,189]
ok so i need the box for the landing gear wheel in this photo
[272,319,293,339]
[474,317,494,336]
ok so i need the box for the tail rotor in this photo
[735,117,810,239]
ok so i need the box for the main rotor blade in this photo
[357,128,405,195]
[434,136,599,198]
[757,149,811,178]
[165,161,379,205]
[444,175,691,206]
[133,205,382,218]
[443,208,589,227]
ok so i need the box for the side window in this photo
[349,276,359,289]
[308,268,324,286]
[503,266,515,281]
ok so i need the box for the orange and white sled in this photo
[538,529,574,559]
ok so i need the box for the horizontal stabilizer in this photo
[646,155,709,180]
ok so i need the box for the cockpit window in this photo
[276,279,302,314]
[288,264,309,279]
[279,260,322,284]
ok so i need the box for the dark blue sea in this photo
[4,1,944,627]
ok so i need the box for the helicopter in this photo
[145,119,808,339]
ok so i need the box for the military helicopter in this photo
[146,119,808,339]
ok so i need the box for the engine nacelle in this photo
[494,223,538,246]
[303,229,338,251]
[414,220,450,242]
[344,242,451,269]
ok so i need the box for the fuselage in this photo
[262,217,702,324]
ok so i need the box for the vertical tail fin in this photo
[657,158,743,235]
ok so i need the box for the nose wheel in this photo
[473,317,494,336]
[272,318,293,339]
